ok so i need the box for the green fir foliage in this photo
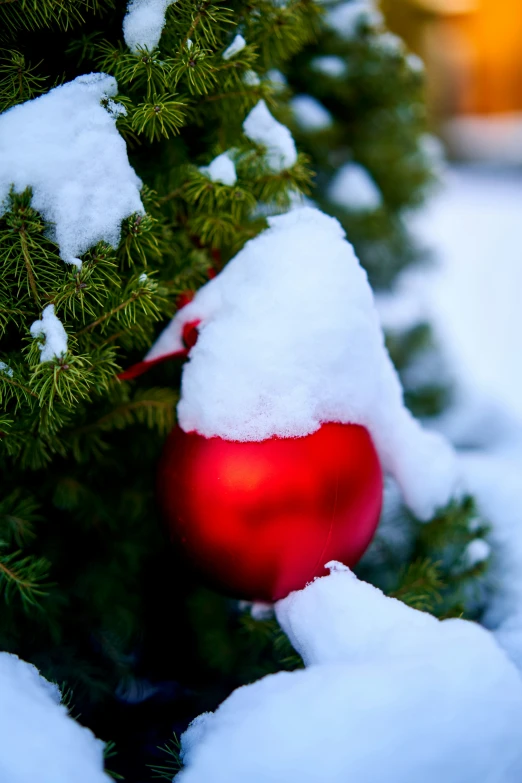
[284,5,436,289]
[0,0,317,638]
[357,495,490,620]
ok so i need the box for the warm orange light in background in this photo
[383,0,522,119]
[466,0,522,113]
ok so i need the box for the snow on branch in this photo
[199,153,237,186]
[123,0,177,52]
[0,362,13,377]
[310,55,347,78]
[222,34,247,60]
[30,305,68,363]
[291,95,333,132]
[326,0,383,40]
[328,162,382,212]
[0,73,143,269]
[243,101,297,173]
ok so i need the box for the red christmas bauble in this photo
[157,422,383,602]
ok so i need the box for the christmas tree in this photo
[0,0,506,780]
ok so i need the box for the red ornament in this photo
[157,422,383,602]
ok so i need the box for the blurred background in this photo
[383,0,522,153]
[382,0,522,424]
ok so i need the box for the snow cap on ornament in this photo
[131,207,459,522]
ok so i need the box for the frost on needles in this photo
[0,73,143,268]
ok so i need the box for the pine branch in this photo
[0,490,41,546]
[0,50,49,111]
[76,281,160,337]
[103,740,125,781]
[72,388,179,436]
[149,736,183,780]
[0,547,50,608]
[390,558,443,613]
[0,374,38,399]
[0,0,116,42]
[19,222,41,305]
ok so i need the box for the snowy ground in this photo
[412,165,522,423]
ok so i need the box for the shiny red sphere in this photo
[157,422,383,602]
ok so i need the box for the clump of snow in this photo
[375,31,405,55]
[310,55,347,78]
[200,153,237,186]
[243,100,297,172]
[290,95,333,132]
[265,69,287,92]
[326,0,383,40]
[407,52,425,73]
[464,537,491,567]
[222,34,246,60]
[0,73,143,269]
[0,652,110,782]
[243,70,260,86]
[30,305,68,363]
[0,361,13,377]
[145,206,458,520]
[123,0,177,52]
[177,568,522,782]
[328,162,382,212]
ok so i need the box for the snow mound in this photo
[243,100,297,172]
[123,0,177,52]
[291,95,333,131]
[178,568,522,783]
[145,206,458,520]
[328,162,382,211]
[200,153,237,186]
[462,451,522,671]
[222,34,246,60]
[30,305,68,363]
[0,652,110,783]
[0,73,143,268]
